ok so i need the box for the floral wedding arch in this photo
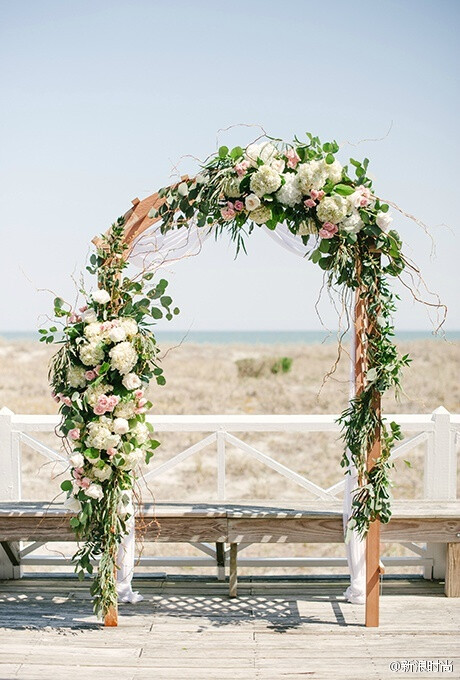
[42,133,427,628]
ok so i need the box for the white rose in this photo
[113,417,130,435]
[195,173,207,184]
[69,453,85,469]
[340,211,364,235]
[245,194,261,211]
[271,159,285,174]
[177,182,188,196]
[93,465,113,481]
[81,308,97,324]
[122,373,142,391]
[92,289,111,305]
[109,326,126,343]
[85,483,104,500]
[376,211,393,231]
[63,495,82,513]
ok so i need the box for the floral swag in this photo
[43,133,428,620]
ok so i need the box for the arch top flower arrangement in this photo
[42,131,440,625]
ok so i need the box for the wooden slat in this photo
[445,542,460,597]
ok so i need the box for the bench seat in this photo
[1,500,459,597]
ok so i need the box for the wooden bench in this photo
[1,500,459,597]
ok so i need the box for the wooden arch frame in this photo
[94,181,383,628]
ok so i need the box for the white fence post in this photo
[0,407,22,578]
[424,406,455,579]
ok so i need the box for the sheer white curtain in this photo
[118,220,365,604]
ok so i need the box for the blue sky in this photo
[1,0,459,332]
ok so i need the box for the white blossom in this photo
[339,210,364,235]
[109,326,126,343]
[249,165,281,197]
[122,373,142,391]
[110,341,138,375]
[120,318,138,338]
[81,308,97,324]
[297,161,328,193]
[316,195,348,224]
[69,452,85,468]
[245,194,261,211]
[250,206,272,225]
[79,341,105,367]
[114,400,137,419]
[85,483,104,500]
[92,289,111,305]
[276,174,302,207]
[113,417,130,435]
[223,176,242,198]
[323,159,343,184]
[67,365,86,389]
[64,495,82,512]
[376,211,393,231]
[244,142,277,168]
[93,465,113,481]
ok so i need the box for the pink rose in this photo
[106,395,120,411]
[134,390,143,399]
[69,428,80,440]
[135,407,146,414]
[61,396,72,407]
[73,467,83,478]
[51,391,60,403]
[235,160,250,177]
[106,447,117,458]
[350,185,372,208]
[79,305,88,313]
[234,200,244,212]
[304,198,316,209]
[221,206,236,221]
[138,398,147,407]
[68,313,80,324]
[319,222,338,239]
[79,477,91,489]
[94,404,106,415]
[286,148,300,169]
[310,189,325,201]
[85,370,96,381]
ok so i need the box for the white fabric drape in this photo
[118,220,365,603]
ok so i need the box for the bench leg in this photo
[0,542,21,579]
[229,543,237,598]
[445,543,460,597]
[216,542,225,581]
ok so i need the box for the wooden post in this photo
[354,278,381,628]
[104,564,118,627]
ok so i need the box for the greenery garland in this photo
[42,132,418,618]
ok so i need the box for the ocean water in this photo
[1,330,459,345]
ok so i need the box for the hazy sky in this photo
[1,0,459,333]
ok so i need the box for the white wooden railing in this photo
[0,406,459,580]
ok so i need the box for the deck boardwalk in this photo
[0,577,458,680]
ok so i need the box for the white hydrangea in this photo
[223,176,242,198]
[86,421,121,450]
[109,341,138,375]
[297,161,328,193]
[114,400,137,419]
[122,447,144,471]
[340,211,364,234]
[109,326,126,343]
[249,165,281,197]
[323,159,343,184]
[92,289,111,305]
[84,322,104,341]
[131,421,149,445]
[249,206,272,225]
[276,174,302,207]
[85,382,112,406]
[244,142,277,168]
[68,365,87,389]
[316,195,348,224]
[120,318,138,339]
[79,341,105,367]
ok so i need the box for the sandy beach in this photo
[1,337,459,575]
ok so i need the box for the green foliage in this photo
[270,357,293,374]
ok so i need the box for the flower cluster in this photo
[41,217,179,618]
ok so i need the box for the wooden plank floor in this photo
[0,577,458,679]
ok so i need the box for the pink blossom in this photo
[138,397,147,407]
[73,467,84,479]
[351,185,372,208]
[106,395,120,411]
[319,222,338,239]
[135,407,147,414]
[79,477,91,489]
[79,305,88,313]
[85,370,96,381]
[94,365,101,375]
[234,200,244,212]
[106,447,117,458]
[221,206,236,221]
[235,160,250,177]
[286,148,300,169]
[68,313,80,324]
[51,391,60,403]
[310,189,325,201]
[61,396,72,407]
[94,404,106,415]
[69,428,80,440]
[304,198,316,209]
[134,390,143,399]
